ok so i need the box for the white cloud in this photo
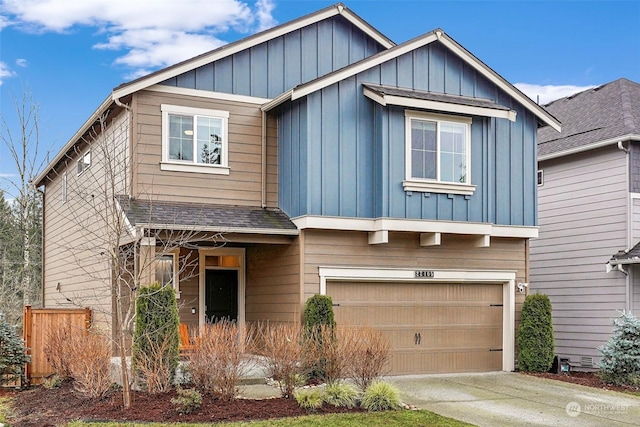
[15,58,27,67]
[1,0,277,75]
[515,83,597,105]
[0,61,16,85]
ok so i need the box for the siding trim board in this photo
[147,84,272,105]
[293,215,538,239]
[318,266,516,372]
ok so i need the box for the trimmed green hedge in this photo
[517,293,555,372]
[133,283,180,384]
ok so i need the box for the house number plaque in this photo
[414,270,435,278]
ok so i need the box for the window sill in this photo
[160,162,230,175]
[403,180,476,196]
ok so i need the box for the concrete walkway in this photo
[386,372,640,426]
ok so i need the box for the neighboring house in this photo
[530,78,640,370]
[34,3,559,375]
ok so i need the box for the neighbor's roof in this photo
[538,78,640,160]
[116,196,298,235]
[607,240,640,267]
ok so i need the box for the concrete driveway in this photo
[386,372,640,426]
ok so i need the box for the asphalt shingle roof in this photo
[115,196,298,234]
[538,78,640,157]
[362,83,513,111]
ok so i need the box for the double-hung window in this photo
[77,150,91,175]
[161,104,230,175]
[404,111,475,195]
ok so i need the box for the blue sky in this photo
[0,0,639,197]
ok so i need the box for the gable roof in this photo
[111,3,394,100]
[538,78,640,160]
[34,3,393,187]
[262,29,561,132]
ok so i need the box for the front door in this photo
[205,269,238,323]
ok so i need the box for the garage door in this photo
[327,281,503,375]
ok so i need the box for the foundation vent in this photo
[580,356,594,367]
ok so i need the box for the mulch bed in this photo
[2,381,363,427]
[523,371,640,394]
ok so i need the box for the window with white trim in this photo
[155,250,180,296]
[161,104,230,175]
[61,172,67,203]
[404,111,475,195]
[537,170,544,186]
[77,150,91,175]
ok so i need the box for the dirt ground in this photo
[1,381,362,427]
[524,371,640,394]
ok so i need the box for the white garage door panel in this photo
[328,281,503,374]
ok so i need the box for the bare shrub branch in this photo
[43,325,73,379]
[186,321,251,401]
[347,326,391,391]
[66,328,113,398]
[250,322,317,398]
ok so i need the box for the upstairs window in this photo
[77,150,91,175]
[161,104,229,175]
[404,111,475,195]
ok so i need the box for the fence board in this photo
[22,305,91,385]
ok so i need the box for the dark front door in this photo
[205,269,238,323]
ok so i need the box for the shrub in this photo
[66,329,112,398]
[294,388,324,410]
[251,322,317,398]
[133,283,180,393]
[598,311,640,386]
[42,374,63,389]
[312,325,359,385]
[323,382,359,408]
[44,326,73,379]
[347,327,391,391]
[171,388,202,414]
[360,381,401,412]
[517,293,555,372]
[187,320,251,400]
[0,313,30,387]
[303,295,336,381]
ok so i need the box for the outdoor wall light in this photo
[517,282,528,293]
[191,307,196,314]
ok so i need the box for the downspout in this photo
[618,140,632,311]
[261,110,267,208]
[114,97,134,198]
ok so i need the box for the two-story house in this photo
[530,78,640,370]
[34,3,560,375]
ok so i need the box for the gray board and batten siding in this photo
[278,41,539,226]
[157,15,388,99]
[530,145,629,364]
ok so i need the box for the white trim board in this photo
[292,215,538,239]
[318,266,516,372]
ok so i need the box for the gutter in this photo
[539,134,640,162]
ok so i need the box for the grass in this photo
[0,397,11,424]
[61,411,474,427]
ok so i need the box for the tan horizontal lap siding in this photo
[42,112,130,332]
[132,90,276,206]
[246,241,301,324]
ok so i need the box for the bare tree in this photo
[0,90,46,327]
[44,108,221,408]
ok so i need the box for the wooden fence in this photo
[22,305,91,385]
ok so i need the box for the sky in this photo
[0,0,639,197]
